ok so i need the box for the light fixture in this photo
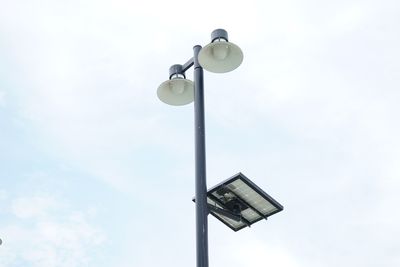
[158,30,283,267]
[195,172,283,231]
[198,29,244,73]
[157,64,194,106]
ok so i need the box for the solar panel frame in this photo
[206,172,284,231]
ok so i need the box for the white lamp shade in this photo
[157,78,194,106]
[198,41,243,73]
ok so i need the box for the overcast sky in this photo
[1,0,399,266]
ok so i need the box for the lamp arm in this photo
[182,57,194,73]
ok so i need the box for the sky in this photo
[0,0,399,266]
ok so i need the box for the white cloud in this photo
[212,238,301,267]
[235,242,300,267]
[0,195,105,267]
[329,3,369,34]
[11,196,58,219]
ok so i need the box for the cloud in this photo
[11,196,58,219]
[0,194,105,267]
[234,242,300,267]
[211,237,301,267]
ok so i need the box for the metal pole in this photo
[193,45,209,267]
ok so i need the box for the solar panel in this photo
[205,172,283,231]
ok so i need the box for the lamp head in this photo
[198,29,243,73]
[157,64,194,106]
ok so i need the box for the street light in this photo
[157,29,283,267]
[157,64,194,105]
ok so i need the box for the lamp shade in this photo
[198,40,243,73]
[157,78,194,106]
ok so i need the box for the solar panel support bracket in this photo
[207,204,242,222]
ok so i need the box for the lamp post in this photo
[157,28,284,266]
[157,29,243,267]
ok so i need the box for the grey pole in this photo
[193,45,209,267]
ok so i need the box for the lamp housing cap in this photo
[211,29,229,42]
[169,64,185,79]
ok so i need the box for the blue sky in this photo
[1,0,400,266]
